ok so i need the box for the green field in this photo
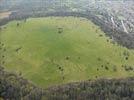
[1,17,134,88]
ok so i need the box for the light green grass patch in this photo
[1,17,134,88]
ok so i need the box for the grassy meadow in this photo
[0,17,134,88]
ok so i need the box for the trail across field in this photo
[0,11,11,19]
[1,17,134,88]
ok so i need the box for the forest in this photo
[0,0,134,100]
[1,67,134,100]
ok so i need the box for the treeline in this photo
[0,66,44,100]
[44,78,134,100]
[1,65,134,100]
[1,10,134,49]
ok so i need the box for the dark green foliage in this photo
[17,23,19,26]
[0,67,44,100]
[105,66,109,70]
[0,8,134,100]
[122,65,134,72]
[1,66,134,100]
[58,28,63,34]
[44,78,134,100]
[65,56,70,60]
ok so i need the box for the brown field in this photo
[0,11,11,19]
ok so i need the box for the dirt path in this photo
[0,11,11,19]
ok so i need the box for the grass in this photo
[0,17,134,88]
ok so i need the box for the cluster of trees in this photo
[1,0,134,49]
[123,51,130,60]
[85,11,134,49]
[44,78,134,100]
[1,63,134,100]
[3,10,134,49]
[0,67,44,100]
[0,42,6,66]
[1,5,134,100]
[122,65,134,72]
